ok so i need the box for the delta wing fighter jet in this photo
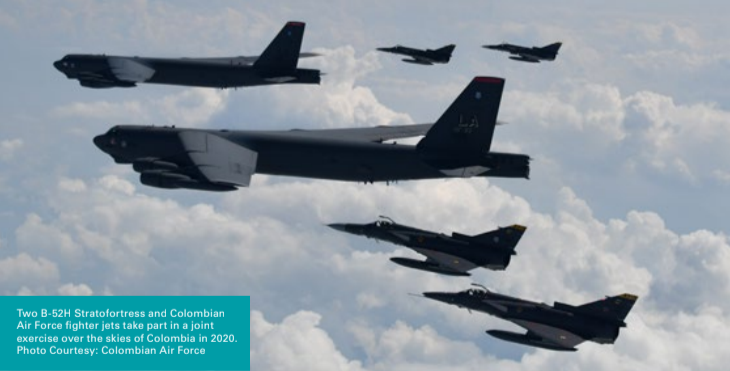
[93,76,530,191]
[483,42,562,63]
[53,21,321,89]
[377,44,455,65]
[423,285,638,351]
[328,216,526,276]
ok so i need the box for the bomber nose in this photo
[93,134,107,150]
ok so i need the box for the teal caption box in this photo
[0,296,250,371]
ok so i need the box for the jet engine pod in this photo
[133,159,179,173]
[79,79,136,88]
[139,172,236,192]
[140,172,191,189]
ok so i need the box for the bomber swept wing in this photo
[129,131,257,191]
[282,120,507,144]
[178,131,257,187]
[280,123,434,143]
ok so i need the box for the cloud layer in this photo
[2,1,730,370]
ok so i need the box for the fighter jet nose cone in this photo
[422,292,454,303]
[327,223,348,232]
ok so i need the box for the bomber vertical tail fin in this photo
[417,77,504,155]
[253,21,306,71]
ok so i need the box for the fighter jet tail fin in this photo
[254,21,306,72]
[470,225,526,251]
[417,76,504,155]
[434,44,456,56]
[540,42,562,54]
[577,293,638,321]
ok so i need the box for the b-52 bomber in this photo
[53,21,321,89]
[377,44,456,65]
[483,42,562,63]
[328,217,526,276]
[93,76,530,191]
[423,285,638,351]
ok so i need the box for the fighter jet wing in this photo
[283,123,434,143]
[511,319,586,349]
[179,131,257,187]
[509,54,541,63]
[402,58,434,65]
[412,250,479,274]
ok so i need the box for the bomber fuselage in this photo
[54,54,320,89]
[93,125,530,184]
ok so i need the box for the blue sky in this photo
[2,1,730,369]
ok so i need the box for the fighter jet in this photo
[483,42,562,63]
[93,76,530,191]
[376,44,455,65]
[423,285,638,351]
[328,216,526,276]
[53,21,321,89]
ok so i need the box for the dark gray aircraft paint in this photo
[483,42,562,63]
[93,76,530,191]
[377,44,455,65]
[328,216,526,276]
[423,285,638,351]
[53,21,320,89]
